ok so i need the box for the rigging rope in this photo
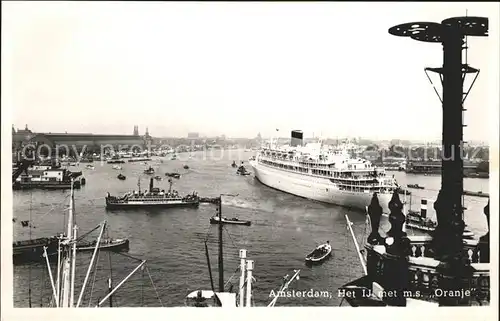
[145,266,164,307]
[87,248,101,306]
[141,267,145,307]
[224,267,240,288]
[222,225,239,255]
[114,251,144,262]
[39,259,46,307]
[75,224,103,243]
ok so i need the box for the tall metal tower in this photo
[389,16,488,305]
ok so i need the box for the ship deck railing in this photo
[259,161,396,185]
[258,158,382,173]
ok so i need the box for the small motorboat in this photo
[209,216,251,226]
[154,175,162,181]
[86,165,95,170]
[407,184,424,189]
[144,166,155,174]
[112,165,122,170]
[117,174,126,180]
[165,172,181,179]
[305,241,332,263]
[171,155,177,160]
[236,165,251,176]
[231,161,237,168]
[183,165,189,170]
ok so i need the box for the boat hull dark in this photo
[105,200,200,210]
[305,252,331,265]
[13,239,129,264]
[13,181,81,190]
[209,218,251,226]
[77,239,130,252]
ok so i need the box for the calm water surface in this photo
[12,151,489,307]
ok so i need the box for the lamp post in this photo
[388,16,488,306]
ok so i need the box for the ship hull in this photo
[105,200,200,210]
[13,181,81,190]
[250,160,392,213]
[13,239,129,264]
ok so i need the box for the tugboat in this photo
[405,210,437,231]
[117,173,126,180]
[231,161,237,168]
[210,216,251,226]
[144,166,155,174]
[236,163,251,176]
[105,177,199,209]
[305,241,332,264]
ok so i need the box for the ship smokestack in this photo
[291,130,303,147]
[149,177,154,191]
[420,199,427,218]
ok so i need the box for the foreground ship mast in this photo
[43,179,146,307]
[339,15,490,306]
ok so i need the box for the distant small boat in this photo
[117,174,126,180]
[154,175,162,181]
[112,165,122,170]
[171,155,177,160]
[165,172,181,179]
[107,159,125,164]
[407,184,424,189]
[183,165,189,170]
[144,166,155,174]
[86,165,95,170]
[237,165,250,176]
[210,216,251,226]
[231,161,237,168]
[305,241,332,263]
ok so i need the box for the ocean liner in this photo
[249,130,397,213]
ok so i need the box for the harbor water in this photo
[12,150,489,307]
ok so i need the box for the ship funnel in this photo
[149,177,154,190]
[291,130,303,147]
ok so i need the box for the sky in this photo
[2,2,499,141]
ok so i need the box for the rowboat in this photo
[305,241,332,263]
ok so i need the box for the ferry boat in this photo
[13,165,83,190]
[105,177,199,209]
[249,131,397,213]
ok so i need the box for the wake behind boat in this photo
[305,241,332,264]
[209,216,251,226]
[105,177,199,209]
